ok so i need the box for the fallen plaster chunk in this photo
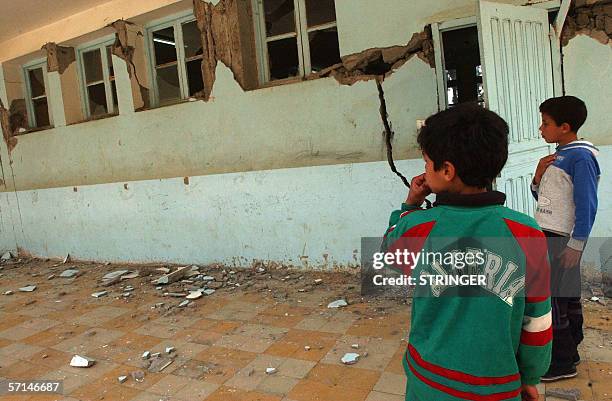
[142,351,151,360]
[1,251,12,260]
[201,276,215,281]
[187,290,203,300]
[48,274,55,280]
[117,375,128,383]
[156,267,171,274]
[103,270,130,280]
[122,292,131,298]
[70,355,95,367]
[131,370,145,382]
[351,344,359,349]
[304,346,311,351]
[91,291,108,298]
[190,265,200,271]
[327,299,348,308]
[178,300,190,308]
[165,292,187,298]
[203,289,216,296]
[148,357,173,373]
[63,254,70,264]
[155,266,189,285]
[545,388,581,401]
[314,279,323,285]
[124,285,134,291]
[341,353,360,365]
[165,346,175,354]
[59,269,79,278]
[121,272,139,280]
[19,285,36,292]
[265,367,277,375]
[4,290,13,295]
[151,352,161,358]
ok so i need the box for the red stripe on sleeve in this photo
[520,326,552,346]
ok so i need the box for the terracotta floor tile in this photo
[146,374,193,396]
[265,329,339,362]
[110,332,162,351]
[288,379,370,401]
[206,386,282,401]
[385,344,407,374]
[306,363,380,390]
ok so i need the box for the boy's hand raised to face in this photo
[405,173,432,206]
[533,154,556,185]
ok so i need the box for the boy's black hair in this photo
[539,96,587,132]
[417,103,508,188]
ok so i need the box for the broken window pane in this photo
[305,0,336,28]
[153,27,178,66]
[87,83,108,116]
[32,98,49,127]
[308,27,341,73]
[156,65,181,102]
[186,59,204,96]
[28,68,45,97]
[83,49,104,84]
[106,46,115,78]
[182,21,202,59]
[267,37,299,80]
[264,0,296,37]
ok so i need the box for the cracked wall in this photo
[192,0,258,101]
[111,20,149,110]
[562,0,612,46]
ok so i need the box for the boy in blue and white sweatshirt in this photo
[531,96,600,381]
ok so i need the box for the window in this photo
[146,14,204,106]
[77,39,119,118]
[23,61,51,129]
[254,0,341,83]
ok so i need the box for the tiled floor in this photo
[0,259,610,401]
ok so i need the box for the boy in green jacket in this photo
[381,104,551,401]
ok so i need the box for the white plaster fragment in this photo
[341,353,360,365]
[70,355,95,367]
[327,299,348,308]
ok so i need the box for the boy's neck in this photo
[557,133,578,147]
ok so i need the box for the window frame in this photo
[252,0,339,84]
[76,35,118,118]
[22,58,52,129]
[144,11,203,107]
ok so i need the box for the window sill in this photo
[12,125,54,136]
[67,112,120,126]
[136,97,201,113]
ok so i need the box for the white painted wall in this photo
[0,159,423,267]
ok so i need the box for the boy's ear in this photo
[560,122,572,133]
[441,161,456,182]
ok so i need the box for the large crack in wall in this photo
[0,99,17,153]
[311,28,435,85]
[110,20,149,109]
[42,43,75,74]
[562,0,612,46]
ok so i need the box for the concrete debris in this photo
[545,387,581,401]
[63,254,71,264]
[590,296,600,302]
[201,276,215,281]
[148,357,173,373]
[165,346,175,354]
[314,279,323,285]
[257,267,265,273]
[121,272,140,280]
[151,352,161,358]
[117,375,128,383]
[203,289,216,296]
[4,290,13,295]
[102,270,130,280]
[304,346,311,351]
[70,355,95,367]
[165,292,187,298]
[190,265,200,271]
[131,370,145,382]
[327,299,348,308]
[19,285,37,292]
[48,274,55,280]
[186,290,203,300]
[156,267,171,274]
[341,353,360,365]
[122,292,131,298]
[91,291,108,298]
[265,367,277,375]
[351,344,360,349]
[178,300,190,308]
[124,285,134,291]
[1,251,12,260]
[59,269,79,278]
[142,351,151,360]
[155,266,189,285]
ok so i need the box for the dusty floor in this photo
[0,257,610,401]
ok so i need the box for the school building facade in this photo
[0,0,610,268]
